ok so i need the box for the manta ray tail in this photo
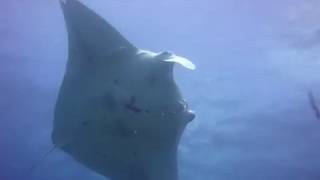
[25,144,58,177]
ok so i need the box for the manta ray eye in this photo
[156,51,173,60]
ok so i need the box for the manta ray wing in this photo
[60,0,136,59]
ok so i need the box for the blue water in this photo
[1,0,320,179]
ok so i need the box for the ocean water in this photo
[1,0,320,180]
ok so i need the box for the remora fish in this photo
[52,0,196,180]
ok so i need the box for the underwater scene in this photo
[1,0,320,180]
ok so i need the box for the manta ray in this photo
[52,0,196,180]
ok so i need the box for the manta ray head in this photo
[52,0,195,180]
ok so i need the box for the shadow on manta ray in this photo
[52,0,196,180]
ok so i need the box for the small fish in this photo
[307,91,320,120]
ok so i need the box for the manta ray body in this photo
[52,0,195,180]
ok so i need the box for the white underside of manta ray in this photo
[52,0,196,180]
